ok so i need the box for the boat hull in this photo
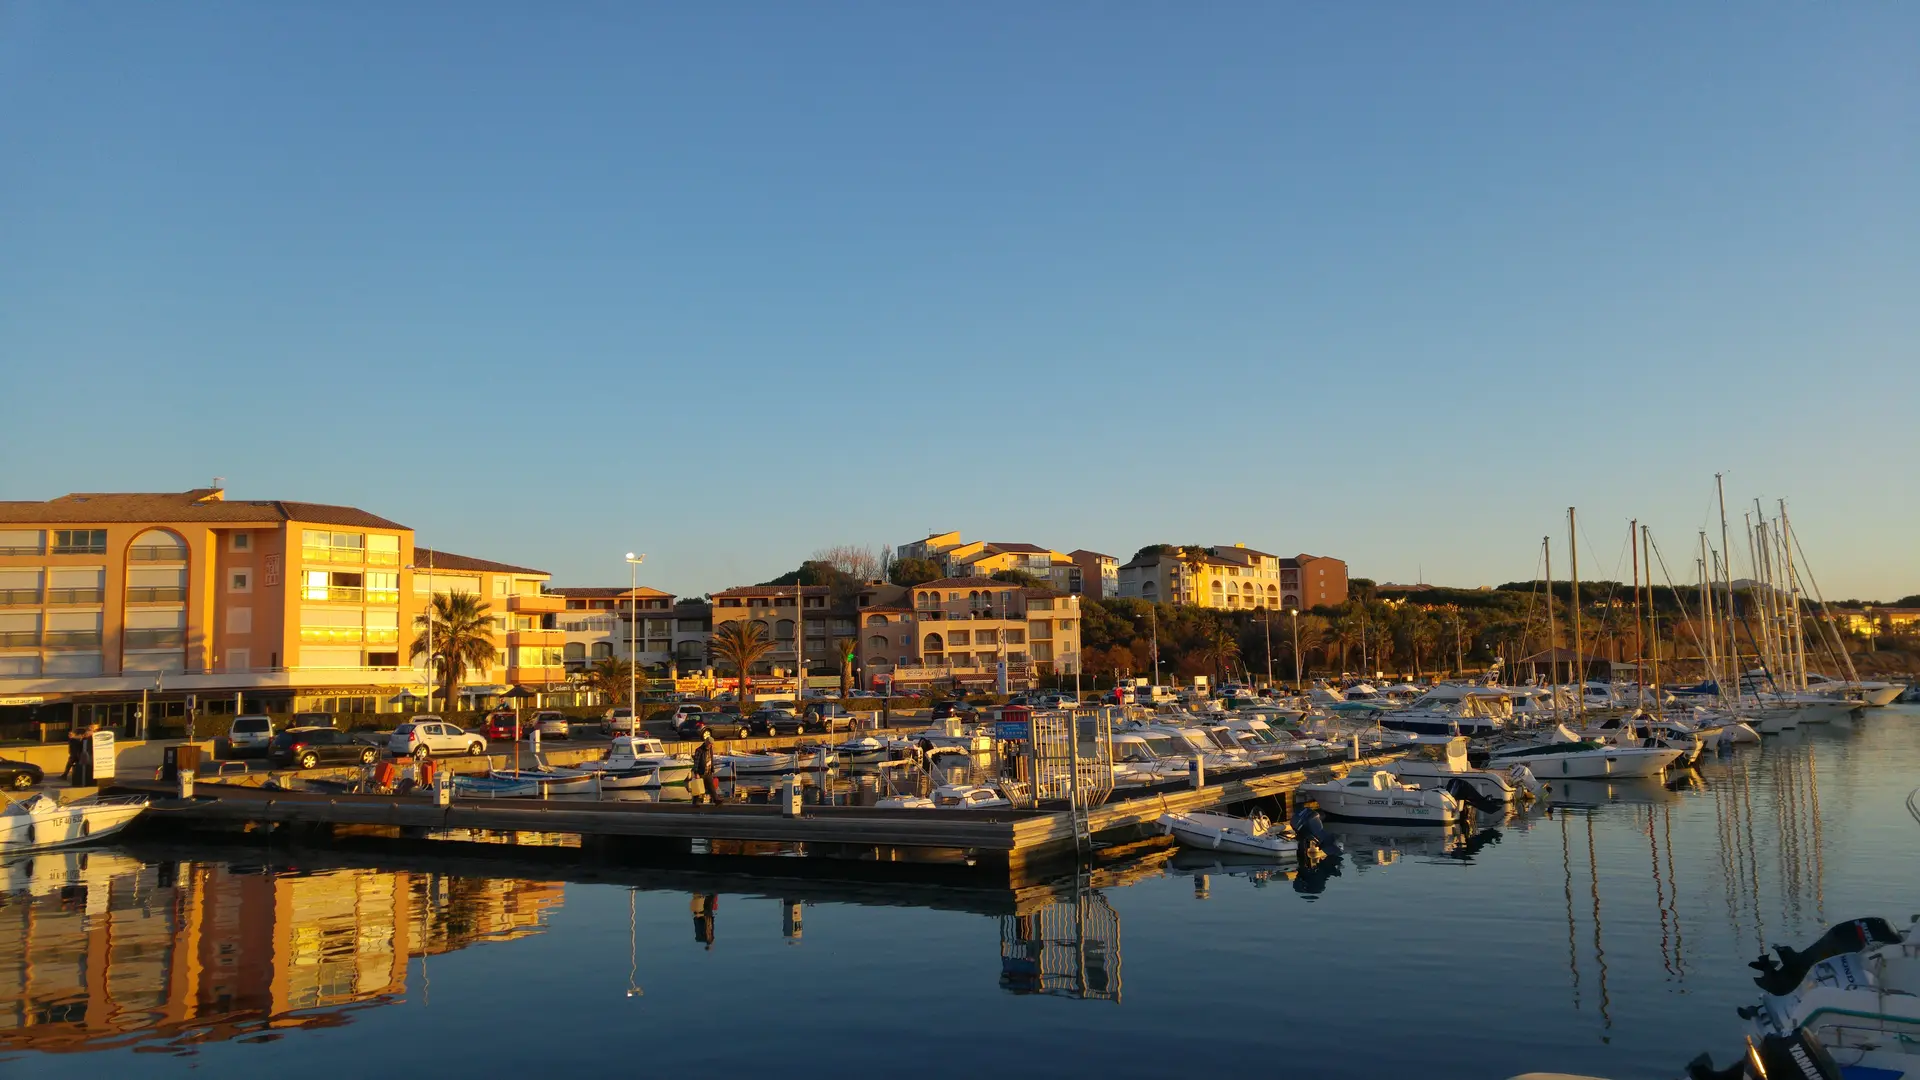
[1489,746,1680,779]
[1161,811,1293,856]
[0,800,147,853]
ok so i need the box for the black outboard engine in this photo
[1290,803,1341,858]
[1442,777,1505,815]
[1685,1030,1844,1080]
[1749,917,1903,996]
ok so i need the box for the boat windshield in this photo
[1203,729,1241,750]
[1142,735,1186,758]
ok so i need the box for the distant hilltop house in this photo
[1834,606,1920,637]
[0,486,567,729]
[896,531,1114,597]
[1116,545,1348,610]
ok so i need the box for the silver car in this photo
[227,714,275,757]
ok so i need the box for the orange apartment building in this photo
[856,576,1083,689]
[0,488,565,727]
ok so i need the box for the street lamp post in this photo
[1289,608,1301,689]
[406,553,436,712]
[1263,611,1273,690]
[625,554,645,713]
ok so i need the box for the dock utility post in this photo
[1189,757,1205,789]
[433,768,452,807]
[780,776,802,817]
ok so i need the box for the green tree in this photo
[1191,624,1241,681]
[832,637,857,696]
[582,656,635,706]
[709,620,776,709]
[989,568,1048,589]
[1329,612,1364,673]
[889,557,943,587]
[410,591,499,707]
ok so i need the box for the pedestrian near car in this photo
[61,725,85,783]
[692,730,718,803]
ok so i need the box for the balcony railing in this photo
[300,627,365,644]
[46,587,104,605]
[44,630,102,648]
[124,628,185,650]
[366,629,399,644]
[0,545,44,557]
[301,585,364,603]
[51,543,107,556]
[366,550,400,566]
[0,588,42,606]
[0,630,39,648]
[129,544,188,562]
[126,585,186,603]
[367,589,400,604]
[302,546,364,564]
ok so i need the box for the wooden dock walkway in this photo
[112,748,1400,877]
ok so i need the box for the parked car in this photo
[531,711,570,740]
[603,706,635,736]
[676,707,748,739]
[270,727,379,770]
[804,704,850,733]
[929,700,976,721]
[0,757,44,790]
[225,715,275,758]
[388,717,487,759]
[745,708,805,737]
[290,711,338,728]
[478,711,521,741]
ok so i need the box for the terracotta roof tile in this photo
[413,547,547,576]
[0,489,406,529]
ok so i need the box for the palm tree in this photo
[1329,614,1363,673]
[1409,615,1440,679]
[411,591,499,707]
[1191,624,1241,681]
[582,656,634,707]
[832,637,857,697]
[709,620,775,709]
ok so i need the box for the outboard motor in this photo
[1290,803,1341,857]
[1507,764,1546,799]
[1442,778,1506,815]
[1685,1029,1844,1080]
[1749,917,1905,996]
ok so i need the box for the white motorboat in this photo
[0,794,148,853]
[568,735,695,789]
[1376,686,1513,737]
[488,768,597,794]
[718,751,798,776]
[1484,724,1683,779]
[1161,809,1294,856]
[1385,736,1542,804]
[832,735,891,766]
[1743,915,1920,1078]
[1804,672,1907,708]
[874,793,935,810]
[1110,733,1195,784]
[931,783,1011,809]
[1577,713,1705,765]
[1294,770,1466,826]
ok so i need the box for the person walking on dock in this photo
[693,730,718,803]
[61,725,85,784]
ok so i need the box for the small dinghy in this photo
[833,736,891,766]
[490,769,596,794]
[719,751,797,776]
[0,794,148,853]
[1161,809,1293,857]
[453,774,542,798]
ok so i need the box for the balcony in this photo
[124,628,186,651]
[0,630,39,649]
[0,545,43,557]
[302,545,363,565]
[299,627,365,644]
[300,585,364,603]
[366,550,400,567]
[51,544,107,556]
[0,588,42,606]
[46,588,104,605]
[126,585,187,604]
[508,593,567,614]
[45,630,102,648]
[128,545,188,563]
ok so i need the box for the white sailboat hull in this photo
[1490,745,1681,779]
[0,796,148,854]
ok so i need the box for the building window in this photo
[52,530,107,555]
[231,532,252,552]
[230,571,251,593]
[366,571,399,603]
[366,534,400,566]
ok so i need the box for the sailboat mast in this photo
[1631,518,1644,710]
[1643,524,1661,703]
[1779,500,1806,689]
[1715,474,1738,705]
[1569,507,1584,719]
[1544,535,1558,723]
[1700,532,1718,692]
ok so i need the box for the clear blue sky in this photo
[4,3,1915,601]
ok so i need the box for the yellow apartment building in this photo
[1116,544,1349,610]
[895,532,1083,593]
[856,576,1082,690]
[0,487,564,727]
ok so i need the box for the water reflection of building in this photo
[998,886,1122,1003]
[0,853,561,1055]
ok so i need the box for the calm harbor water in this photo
[3,708,1916,1079]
